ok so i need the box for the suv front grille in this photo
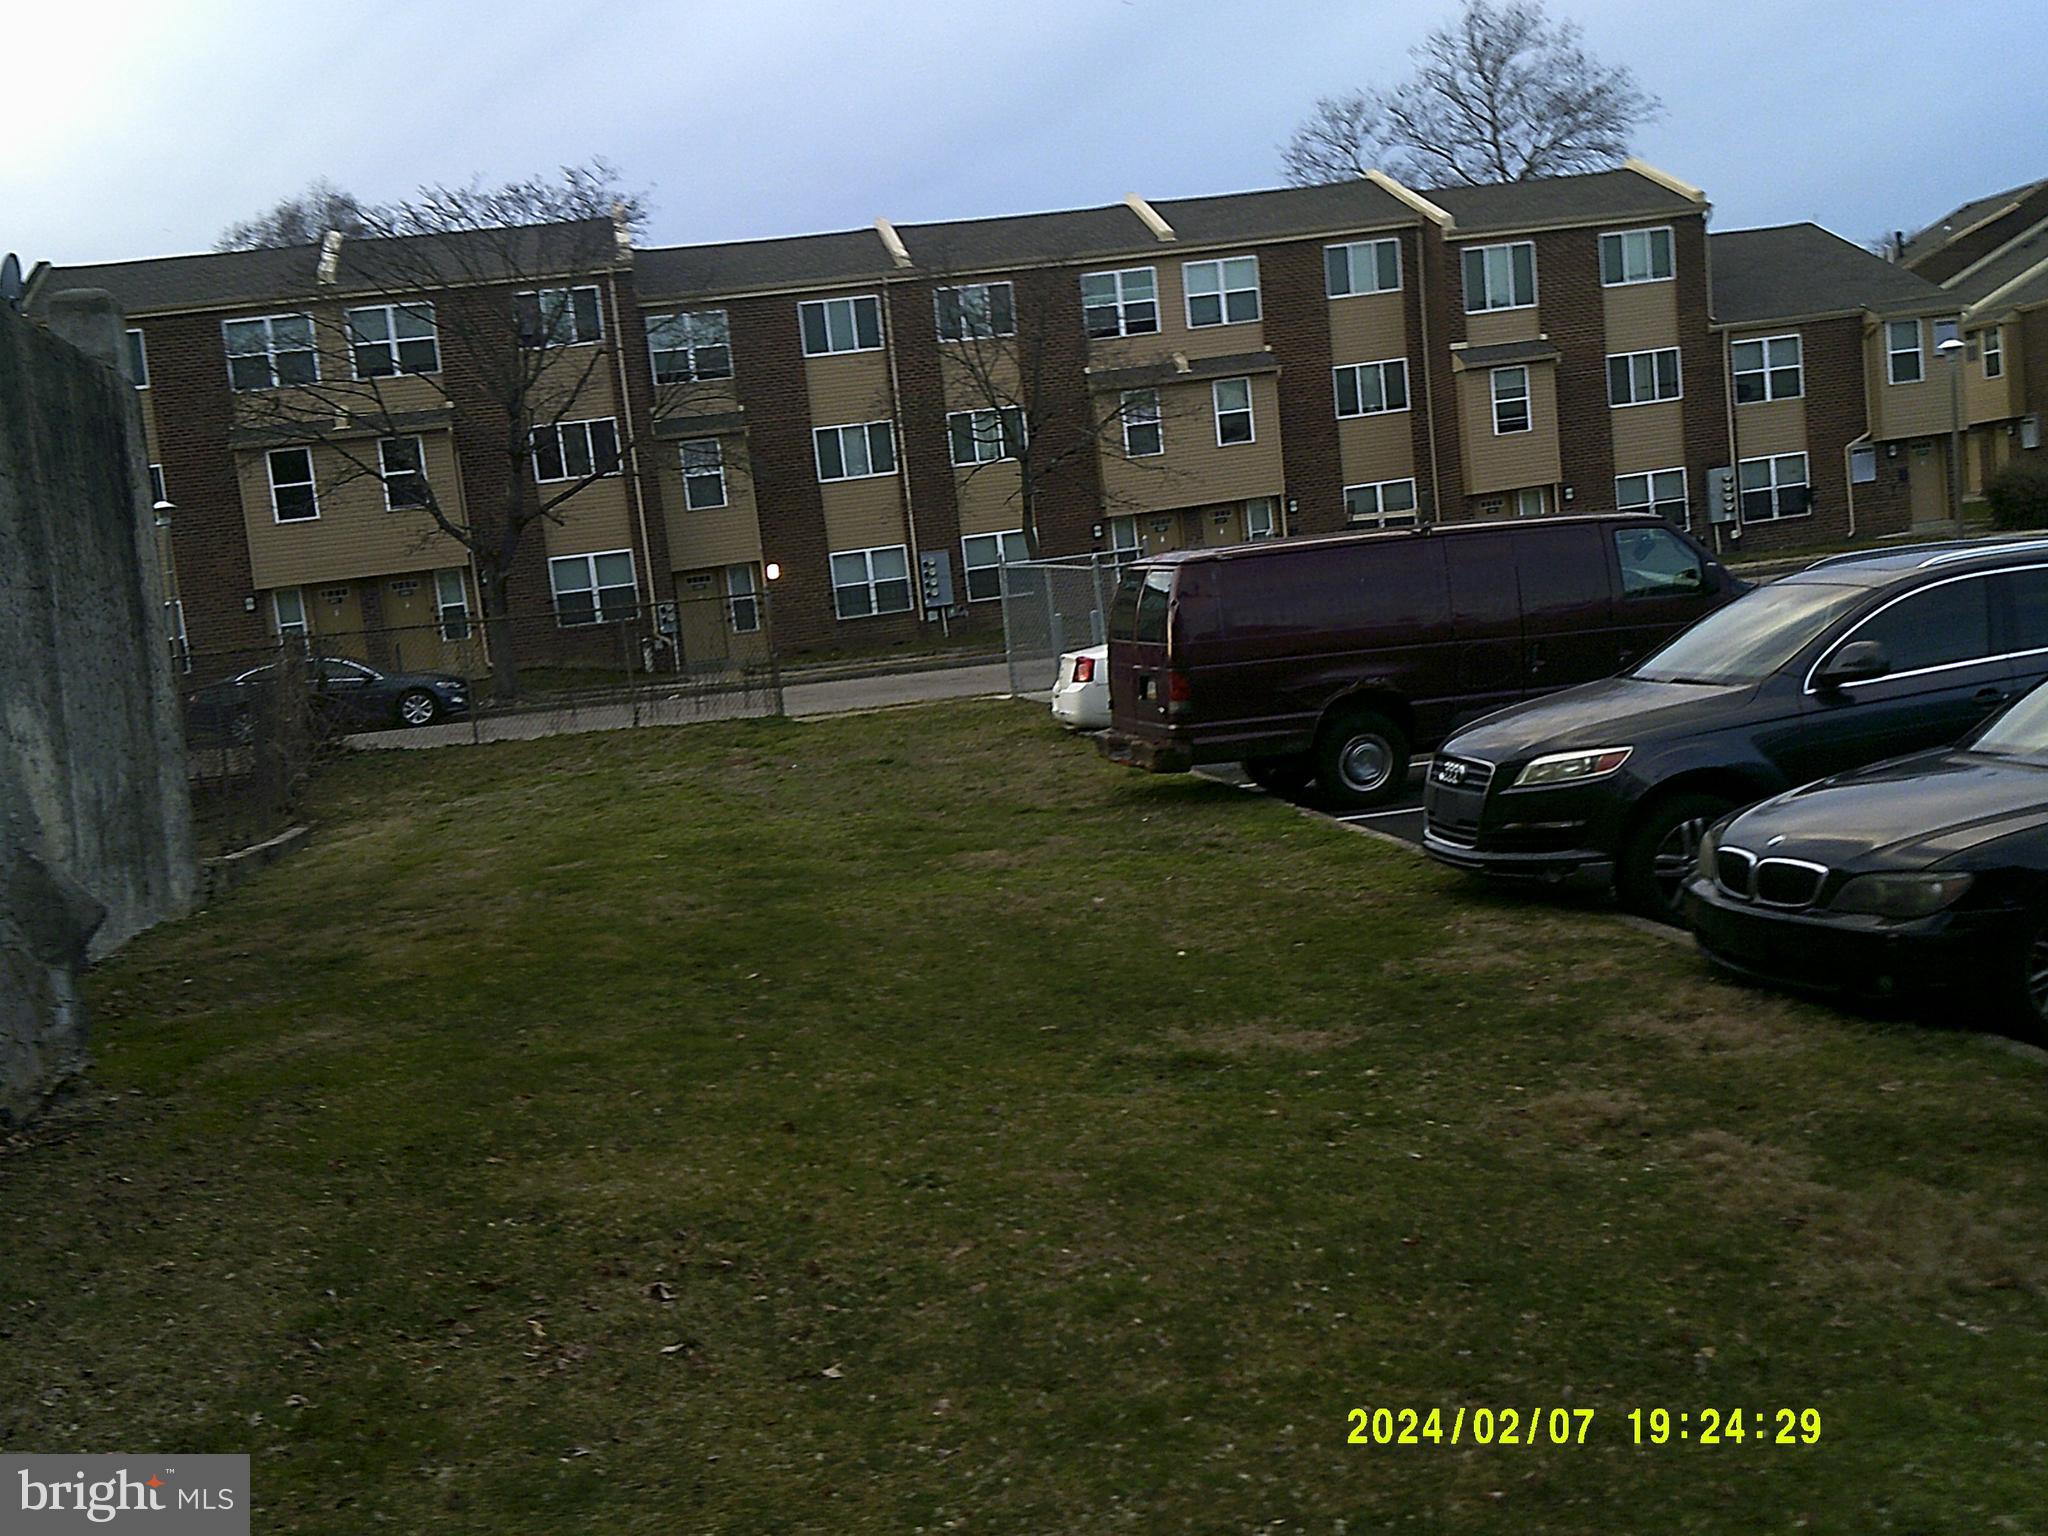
[1431,755,1495,792]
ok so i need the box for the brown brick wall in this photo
[1416,225,1464,517]
[607,267,676,606]
[1673,215,1731,526]
[1010,265,1106,558]
[1530,224,1616,511]
[1260,239,1343,534]
[884,277,964,571]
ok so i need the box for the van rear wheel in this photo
[1315,709,1409,810]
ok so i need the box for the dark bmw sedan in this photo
[1686,683,2048,1030]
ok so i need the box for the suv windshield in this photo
[1633,580,1865,686]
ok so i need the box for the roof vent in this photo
[316,230,344,285]
[1125,194,1176,242]
[611,203,634,263]
[874,218,914,269]
[1171,351,1191,374]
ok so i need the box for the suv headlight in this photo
[1830,871,1974,919]
[1513,746,1633,789]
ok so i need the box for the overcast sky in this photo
[9,0,2040,269]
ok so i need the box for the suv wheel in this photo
[1314,708,1409,810]
[1618,791,1732,923]
[1243,755,1314,796]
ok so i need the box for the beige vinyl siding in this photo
[821,477,908,551]
[1095,374,1283,514]
[539,476,636,560]
[1463,307,1543,347]
[1327,290,1407,363]
[1964,325,2020,425]
[804,346,893,427]
[1602,279,1680,353]
[1336,411,1415,488]
[1610,400,1687,474]
[955,461,1025,537]
[938,348,1022,414]
[1731,396,1806,459]
[239,433,468,589]
[1087,256,1268,370]
[1867,315,1962,439]
[1456,363,1561,494]
[661,433,762,570]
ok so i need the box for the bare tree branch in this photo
[216,178,370,251]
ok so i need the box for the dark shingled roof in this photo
[633,228,895,302]
[1424,167,1698,232]
[1943,217,2048,309]
[1708,223,1947,325]
[1901,180,2047,266]
[1145,179,1412,244]
[1451,339,1561,369]
[890,203,1153,273]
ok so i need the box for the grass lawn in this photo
[6,699,2048,1532]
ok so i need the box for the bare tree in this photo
[1283,0,1661,188]
[231,161,704,701]
[216,178,371,251]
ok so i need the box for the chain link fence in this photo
[997,554,1125,694]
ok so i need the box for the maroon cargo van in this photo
[1098,513,1741,808]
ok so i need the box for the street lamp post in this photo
[1938,333,1966,532]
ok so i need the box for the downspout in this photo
[1843,430,1870,541]
[1415,227,1445,524]
[601,222,662,654]
[879,274,929,629]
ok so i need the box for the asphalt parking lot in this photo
[1199,759,1431,847]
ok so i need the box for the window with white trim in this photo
[1183,256,1260,327]
[435,568,471,641]
[267,447,318,521]
[148,464,166,505]
[126,329,148,388]
[1934,317,1960,349]
[830,544,912,618]
[1739,452,1810,522]
[935,282,1016,342]
[813,420,896,481]
[1850,444,1877,484]
[1491,367,1531,434]
[379,436,428,509]
[1615,467,1688,525]
[530,418,621,482]
[647,310,731,383]
[1213,377,1254,445]
[164,598,190,672]
[726,563,761,633]
[1333,359,1409,417]
[347,303,439,377]
[1245,497,1278,539]
[1984,326,2004,379]
[1887,319,1924,384]
[1344,479,1419,527]
[1121,389,1163,457]
[1462,242,1536,311]
[1325,239,1401,298]
[1107,515,1141,563]
[549,550,637,625]
[1607,348,1682,408]
[518,286,603,347]
[679,439,727,508]
[1081,267,1158,338]
[798,295,882,356]
[961,529,1030,602]
[1732,334,1802,403]
[947,407,1026,466]
[224,314,317,390]
[272,587,309,638]
[1598,227,1674,286]
[1512,487,1549,518]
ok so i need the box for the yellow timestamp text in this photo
[1343,1407,1823,1448]
[1630,1408,1820,1446]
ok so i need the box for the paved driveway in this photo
[1200,760,1430,847]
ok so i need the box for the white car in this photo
[1050,644,1109,730]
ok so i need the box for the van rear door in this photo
[1108,563,1176,730]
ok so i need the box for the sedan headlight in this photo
[1830,871,1974,919]
[1512,746,1633,789]
[1696,819,1722,881]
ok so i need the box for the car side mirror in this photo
[1816,639,1889,690]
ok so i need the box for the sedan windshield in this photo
[1971,684,2048,759]
[1633,581,1866,687]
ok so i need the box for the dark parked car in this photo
[187,656,470,738]
[1098,513,1739,808]
[1686,680,2048,1030]
[1424,539,2048,918]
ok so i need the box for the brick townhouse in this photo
[27,158,2007,676]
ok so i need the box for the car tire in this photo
[1314,708,1410,810]
[397,690,439,728]
[1618,791,1732,924]
[1243,755,1314,796]
[1999,914,2048,1040]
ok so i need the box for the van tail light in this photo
[1073,654,1095,684]
[1166,670,1193,715]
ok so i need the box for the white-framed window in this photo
[1732,334,1802,403]
[1512,487,1549,518]
[1462,242,1536,312]
[518,286,603,347]
[1213,377,1255,445]
[813,420,896,481]
[164,597,190,672]
[347,302,439,378]
[434,568,471,641]
[1934,317,1960,349]
[1850,444,1878,484]
[830,544,913,619]
[1984,326,2005,379]
[1183,256,1261,327]
[1599,227,1675,286]
[1887,319,1924,384]
[1325,238,1402,298]
[647,310,731,383]
[1081,267,1159,338]
[549,550,637,626]
[679,439,727,508]
[148,463,167,505]
[1491,367,1532,434]
[126,328,148,388]
[1245,497,1279,540]
[799,294,882,356]
[1107,515,1141,563]
[1344,479,1420,528]
[1615,467,1688,525]
[1333,359,1409,417]
[935,282,1016,342]
[267,447,318,522]
[961,529,1030,602]
[530,418,621,482]
[1607,347,1682,407]
[947,407,1025,466]
[224,314,317,390]
[1739,452,1810,522]
[1121,389,1163,457]
[727,563,761,633]
[379,436,428,509]
[272,587,309,639]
